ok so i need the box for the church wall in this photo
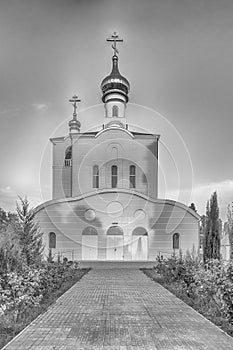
[36,192,199,261]
[70,129,158,199]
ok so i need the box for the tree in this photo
[226,204,233,259]
[203,191,221,262]
[0,228,23,275]
[16,196,44,266]
[189,203,197,212]
[199,214,206,251]
[0,207,9,231]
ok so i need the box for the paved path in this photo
[3,269,233,350]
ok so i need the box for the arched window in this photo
[93,165,99,188]
[132,227,148,236]
[129,165,136,188]
[112,105,118,117]
[82,226,98,235]
[173,233,180,250]
[64,146,72,167]
[111,165,118,188]
[107,225,123,235]
[49,232,56,249]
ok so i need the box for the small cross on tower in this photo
[106,32,123,56]
[69,95,81,117]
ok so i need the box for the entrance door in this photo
[131,227,148,260]
[82,226,98,260]
[107,235,124,260]
[82,235,98,260]
[132,235,148,260]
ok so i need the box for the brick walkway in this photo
[3,268,233,350]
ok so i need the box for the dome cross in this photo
[69,95,81,117]
[106,32,123,57]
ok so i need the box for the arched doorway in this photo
[132,227,148,260]
[106,225,124,260]
[82,226,98,260]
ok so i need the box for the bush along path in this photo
[142,254,233,337]
[0,261,90,349]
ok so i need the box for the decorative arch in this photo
[173,233,180,249]
[82,226,98,235]
[49,232,56,248]
[107,225,123,235]
[132,227,148,236]
[64,146,72,166]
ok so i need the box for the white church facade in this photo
[35,33,200,261]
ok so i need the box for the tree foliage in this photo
[227,204,233,259]
[16,197,44,266]
[0,208,8,231]
[0,228,23,276]
[203,192,221,262]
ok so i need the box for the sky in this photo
[0,0,233,221]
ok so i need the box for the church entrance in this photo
[106,225,124,260]
[82,227,98,260]
[131,227,148,260]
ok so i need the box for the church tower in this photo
[101,32,130,127]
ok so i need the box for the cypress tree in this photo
[16,196,44,266]
[227,204,233,259]
[203,191,220,262]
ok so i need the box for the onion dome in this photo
[101,55,130,103]
[69,117,81,133]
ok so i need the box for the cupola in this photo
[101,33,130,124]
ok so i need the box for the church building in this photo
[35,33,200,262]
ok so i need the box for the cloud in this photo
[0,108,20,116]
[0,186,17,211]
[33,103,48,112]
[0,185,48,212]
[0,186,13,194]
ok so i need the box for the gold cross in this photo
[106,32,123,56]
[69,95,81,116]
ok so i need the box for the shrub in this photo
[155,255,233,326]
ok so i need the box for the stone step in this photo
[79,260,157,269]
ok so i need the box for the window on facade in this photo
[129,165,136,188]
[93,165,99,188]
[111,165,118,188]
[132,227,147,236]
[173,233,180,250]
[112,105,118,117]
[64,146,72,167]
[82,226,98,235]
[49,232,56,249]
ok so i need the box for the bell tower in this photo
[101,32,130,127]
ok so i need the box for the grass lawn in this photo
[0,268,90,349]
